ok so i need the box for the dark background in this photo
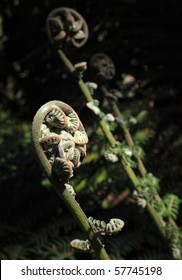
[0,0,182,259]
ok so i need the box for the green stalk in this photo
[32,101,110,260]
[57,49,93,102]
[100,84,147,176]
[122,161,166,239]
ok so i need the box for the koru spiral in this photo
[89,53,115,82]
[46,7,89,49]
[32,100,88,183]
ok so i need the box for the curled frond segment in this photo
[46,7,89,49]
[45,105,67,128]
[70,239,92,253]
[89,53,115,82]
[88,217,125,235]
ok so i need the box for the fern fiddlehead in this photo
[32,101,88,181]
[32,100,110,260]
[89,53,115,83]
[46,7,89,49]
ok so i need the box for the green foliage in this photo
[171,228,182,259]
[162,194,181,220]
[137,174,160,200]
[105,142,137,168]
[131,145,145,160]
[106,229,170,260]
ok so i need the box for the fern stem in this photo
[146,201,166,239]
[100,84,148,176]
[122,161,166,238]
[57,49,93,102]
[99,119,116,146]
[32,102,110,260]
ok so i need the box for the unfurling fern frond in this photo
[137,173,160,201]
[104,142,137,168]
[88,217,125,235]
[70,239,92,253]
[162,194,181,220]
